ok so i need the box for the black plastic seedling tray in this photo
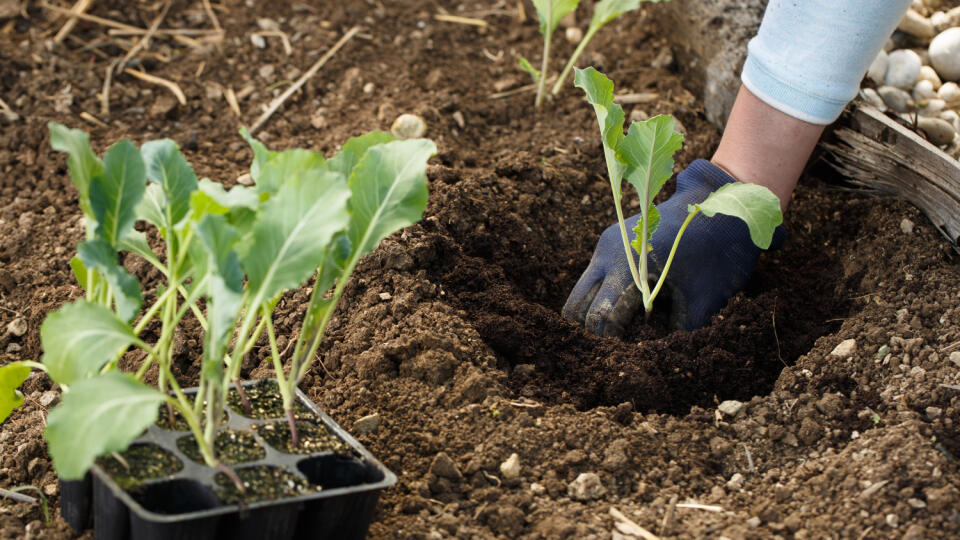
[60,379,396,540]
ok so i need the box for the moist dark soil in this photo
[96,444,183,492]
[213,465,315,505]
[2,1,960,539]
[254,420,352,455]
[226,379,316,420]
[177,429,266,465]
[156,403,227,431]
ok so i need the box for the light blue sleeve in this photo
[742,0,911,125]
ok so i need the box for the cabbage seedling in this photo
[527,0,580,108]
[574,67,782,315]
[551,0,661,96]
[39,123,435,484]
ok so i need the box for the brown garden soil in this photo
[2,1,960,539]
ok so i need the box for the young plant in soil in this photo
[36,122,435,492]
[574,67,783,315]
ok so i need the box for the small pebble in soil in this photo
[877,86,913,113]
[353,413,381,435]
[718,400,745,418]
[530,482,546,495]
[886,513,899,528]
[568,472,606,501]
[391,114,427,139]
[500,453,521,480]
[6,318,26,337]
[860,88,886,110]
[726,473,745,491]
[830,339,857,358]
[919,65,942,89]
[565,26,583,44]
[885,49,922,89]
[930,28,960,81]
[939,81,960,103]
[950,351,960,366]
[867,50,888,85]
[914,79,937,100]
[429,452,462,481]
[926,406,942,420]
[901,218,915,234]
[918,117,957,145]
[899,9,935,39]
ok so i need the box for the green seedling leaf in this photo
[69,256,88,291]
[532,0,580,35]
[239,127,277,182]
[589,0,642,32]
[347,139,436,257]
[194,215,243,369]
[40,301,139,385]
[141,139,199,227]
[77,238,142,322]
[136,183,166,229]
[118,231,162,270]
[327,131,397,179]
[0,363,30,424]
[630,206,660,253]
[618,115,684,209]
[255,149,326,195]
[48,123,104,222]
[90,140,146,247]
[574,67,627,196]
[242,169,351,309]
[191,179,260,217]
[518,56,541,83]
[45,372,165,480]
[693,182,783,249]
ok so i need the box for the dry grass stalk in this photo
[107,28,222,37]
[613,92,659,105]
[99,59,119,116]
[53,0,94,44]
[79,111,109,128]
[0,95,13,112]
[609,507,660,540]
[202,0,221,31]
[117,0,172,73]
[224,86,241,116]
[42,2,143,34]
[124,68,186,105]
[488,76,557,100]
[433,13,488,27]
[255,30,293,55]
[248,25,362,134]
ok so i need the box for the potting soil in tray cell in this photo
[62,379,396,540]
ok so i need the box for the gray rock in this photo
[6,318,26,337]
[567,472,606,501]
[930,28,960,81]
[878,86,913,112]
[429,452,462,481]
[917,117,956,146]
[830,339,857,358]
[500,453,521,480]
[926,406,942,420]
[353,413,381,434]
[718,400,745,418]
[885,49,923,89]
[901,218,915,234]
[726,473,745,491]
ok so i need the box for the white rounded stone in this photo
[885,49,923,88]
[899,9,935,39]
[390,113,426,139]
[939,110,960,132]
[918,116,957,146]
[930,28,960,81]
[565,26,583,44]
[914,79,937,100]
[919,65,942,89]
[938,81,960,103]
[860,88,887,111]
[878,86,914,112]
[931,11,951,32]
[867,50,889,85]
[918,98,946,117]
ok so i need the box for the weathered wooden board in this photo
[821,106,960,247]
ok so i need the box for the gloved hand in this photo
[563,159,786,335]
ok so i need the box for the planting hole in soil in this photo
[213,465,316,505]
[255,421,352,455]
[132,479,220,516]
[177,430,266,465]
[96,444,184,491]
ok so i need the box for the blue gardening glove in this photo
[563,159,786,335]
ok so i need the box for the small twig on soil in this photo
[0,488,37,505]
[117,0,173,73]
[195,61,206,78]
[0,96,13,113]
[233,380,252,415]
[255,30,293,56]
[488,76,557,100]
[676,502,724,512]
[314,353,333,379]
[481,470,501,487]
[943,339,960,353]
[64,34,111,60]
[515,0,526,23]
[53,0,94,44]
[202,0,221,31]
[111,452,130,471]
[224,86,241,116]
[79,111,109,128]
[434,14,488,27]
[856,526,874,540]
[100,59,118,115]
[507,399,542,408]
[42,2,144,34]
[609,507,660,540]
[613,92,659,105]
[107,28,222,37]
[772,297,786,367]
[248,25,362,134]
[123,68,187,105]
[659,495,677,536]
[742,443,755,474]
